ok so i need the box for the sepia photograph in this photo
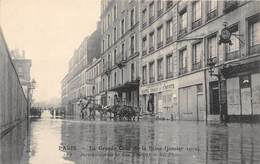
[1,0,260,163]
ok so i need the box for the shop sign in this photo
[140,81,175,94]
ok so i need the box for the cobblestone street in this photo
[1,111,260,164]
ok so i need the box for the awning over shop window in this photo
[109,80,139,92]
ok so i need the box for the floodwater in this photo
[1,111,260,164]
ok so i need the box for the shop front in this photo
[223,61,260,121]
[109,80,139,108]
[140,80,177,119]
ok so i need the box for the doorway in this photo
[210,81,220,115]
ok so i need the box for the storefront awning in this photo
[222,60,260,78]
[109,80,139,92]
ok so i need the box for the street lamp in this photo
[27,78,36,120]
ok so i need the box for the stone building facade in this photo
[61,23,102,116]
[62,0,260,121]
[140,0,260,121]
[100,0,141,107]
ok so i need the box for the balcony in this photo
[149,16,155,24]
[157,74,164,81]
[192,62,202,71]
[149,77,155,83]
[166,1,173,10]
[149,46,155,53]
[166,37,173,44]
[142,22,147,29]
[103,62,112,75]
[223,1,239,13]
[179,67,187,75]
[142,50,147,56]
[116,54,127,68]
[178,27,187,37]
[207,9,218,21]
[226,50,240,61]
[157,9,163,17]
[157,41,163,49]
[192,19,202,29]
[249,44,260,55]
[166,72,173,79]
[143,79,147,84]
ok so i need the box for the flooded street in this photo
[1,111,260,164]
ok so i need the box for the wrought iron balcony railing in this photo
[192,19,202,29]
[149,46,155,53]
[223,1,239,13]
[249,44,260,55]
[166,37,173,44]
[207,9,218,21]
[192,62,202,71]
[226,50,240,61]
[149,77,155,83]
[179,67,188,75]
[157,41,163,49]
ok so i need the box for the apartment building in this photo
[100,0,140,107]
[61,24,101,116]
[140,0,260,121]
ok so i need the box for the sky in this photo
[0,0,100,103]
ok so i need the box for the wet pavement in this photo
[1,111,260,164]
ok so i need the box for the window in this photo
[142,65,147,84]
[114,72,117,86]
[166,19,173,43]
[179,48,187,75]
[149,62,155,83]
[249,17,260,49]
[130,35,135,55]
[227,25,240,60]
[114,27,117,42]
[197,84,203,93]
[240,75,251,88]
[166,1,173,9]
[208,35,218,59]
[207,1,217,20]
[121,19,125,35]
[102,40,105,52]
[179,9,187,35]
[149,2,155,23]
[192,0,202,29]
[157,58,163,81]
[121,42,126,60]
[157,0,163,16]
[113,5,117,20]
[192,42,202,70]
[142,9,147,28]
[157,25,163,48]
[166,55,173,78]
[108,75,111,89]
[208,1,217,12]
[130,8,135,27]
[142,36,147,55]
[108,54,111,68]
[108,34,111,47]
[108,14,110,27]
[114,49,117,65]
[131,63,135,81]
[149,31,155,52]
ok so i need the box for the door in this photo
[197,94,205,120]
[240,75,252,115]
[227,77,240,115]
[210,82,220,115]
[251,73,260,114]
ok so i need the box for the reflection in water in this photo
[1,115,260,164]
